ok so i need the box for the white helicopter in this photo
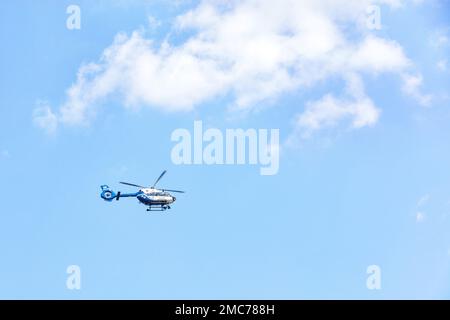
[100,170,185,211]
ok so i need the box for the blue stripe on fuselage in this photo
[137,194,168,205]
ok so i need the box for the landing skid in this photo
[146,205,171,212]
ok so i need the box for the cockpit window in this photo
[153,192,169,196]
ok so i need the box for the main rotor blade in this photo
[119,181,145,188]
[162,189,185,193]
[152,170,167,188]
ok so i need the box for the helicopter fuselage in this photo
[100,185,177,211]
[100,170,184,211]
[136,189,176,206]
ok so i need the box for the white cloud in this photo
[438,35,449,47]
[147,15,162,30]
[437,59,447,72]
[37,0,422,134]
[350,36,411,73]
[430,29,449,48]
[293,74,380,138]
[33,101,58,134]
[295,95,379,135]
[415,194,430,223]
[417,194,430,207]
[416,211,426,223]
[401,73,433,107]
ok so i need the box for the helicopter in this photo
[100,170,185,211]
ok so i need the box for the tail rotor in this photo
[100,185,117,202]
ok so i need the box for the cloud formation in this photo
[33,101,58,134]
[294,74,380,138]
[401,73,433,107]
[35,0,427,136]
[416,211,426,223]
[415,193,430,223]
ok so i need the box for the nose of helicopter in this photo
[172,196,176,202]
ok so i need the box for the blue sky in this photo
[0,0,450,299]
